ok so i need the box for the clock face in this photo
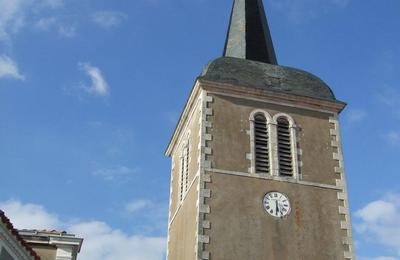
[263,192,291,218]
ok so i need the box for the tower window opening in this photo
[179,142,190,202]
[254,113,270,174]
[184,143,190,193]
[277,117,293,176]
[179,156,185,201]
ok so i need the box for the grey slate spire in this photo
[223,0,278,64]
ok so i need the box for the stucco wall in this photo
[204,172,344,259]
[30,245,57,260]
[166,85,350,259]
[208,93,338,186]
[168,99,201,260]
[169,101,201,218]
[168,178,198,260]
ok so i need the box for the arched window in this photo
[277,117,293,176]
[254,113,270,174]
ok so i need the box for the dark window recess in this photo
[277,117,293,176]
[254,114,269,174]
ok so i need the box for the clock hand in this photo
[275,200,279,215]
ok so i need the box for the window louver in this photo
[277,117,293,176]
[179,156,185,201]
[254,114,270,174]
[184,144,189,192]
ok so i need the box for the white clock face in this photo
[263,192,291,218]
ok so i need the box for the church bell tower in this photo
[165,0,355,259]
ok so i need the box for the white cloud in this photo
[35,17,57,30]
[0,0,28,43]
[0,200,61,229]
[35,17,76,38]
[0,0,64,43]
[0,200,166,260]
[0,55,25,80]
[91,11,127,29]
[378,88,400,107]
[79,62,110,96]
[331,0,350,7]
[58,24,76,38]
[355,193,400,258]
[360,257,400,260]
[268,0,350,24]
[69,221,165,260]
[345,109,367,124]
[41,0,64,9]
[385,131,400,145]
[125,200,153,214]
[92,166,136,181]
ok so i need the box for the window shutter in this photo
[254,114,270,174]
[179,156,185,201]
[184,144,189,192]
[277,117,293,176]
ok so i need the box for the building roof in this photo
[19,229,84,253]
[200,57,338,102]
[223,0,277,64]
[0,210,41,260]
[218,0,342,102]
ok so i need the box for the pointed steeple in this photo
[223,0,278,64]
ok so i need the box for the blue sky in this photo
[0,0,399,259]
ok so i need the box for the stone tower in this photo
[165,0,355,259]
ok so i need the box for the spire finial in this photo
[223,0,278,64]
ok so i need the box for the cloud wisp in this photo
[376,88,400,145]
[35,17,77,38]
[79,62,110,96]
[0,199,166,260]
[0,55,25,80]
[268,0,351,24]
[92,166,137,182]
[0,0,66,44]
[0,0,29,44]
[378,88,400,108]
[91,11,128,29]
[355,193,400,259]
[125,199,153,214]
[123,198,168,235]
[345,108,367,125]
[385,131,400,146]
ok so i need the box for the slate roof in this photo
[0,210,41,260]
[200,57,337,102]
[218,1,339,101]
[224,0,277,64]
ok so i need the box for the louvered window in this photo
[179,143,190,202]
[277,117,293,176]
[184,143,189,192]
[254,114,270,174]
[179,156,185,201]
